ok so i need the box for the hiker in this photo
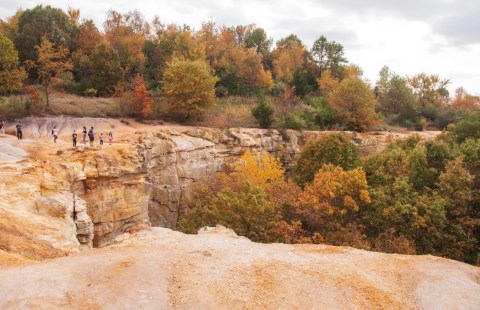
[82,126,87,145]
[88,126,94,147]
[52,126,58,143]
[108,132,113,145]
[99,133,104,146]
[15,122,22,140]
[0,120,4,134]
[72,130,77,148]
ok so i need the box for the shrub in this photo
[252,96,274,128]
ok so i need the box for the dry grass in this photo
[199,103,257,128]
[0,92,128,119]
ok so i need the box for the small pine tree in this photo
[252,96,274,128]
[129,74,154,119]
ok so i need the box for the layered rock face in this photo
[0,117,440,261]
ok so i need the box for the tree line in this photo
[0,5,479,128]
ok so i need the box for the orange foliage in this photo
[24,85,41,104]
[128,74,154,118]
[451,87,480,110]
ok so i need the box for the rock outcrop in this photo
[0,117,440,261]
[0,226,479,309]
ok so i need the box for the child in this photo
[72,130,77,148]
[108,132,113,145]
[99,133,104,146]
[0,120,5,134]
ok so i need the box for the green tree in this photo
[14,5,77,65]
[252,95,274,128]
[436,158,478,263]
[90,44,123,96]
[328,77,378,131]
[375,66,421,128]
[311,35,348,79]
[452,111,480,142]
[294,133,361,188]
[162,58,217,118]
[0,33,27,94]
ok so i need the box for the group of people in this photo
[2,121,114,147]
[68,126,113,147]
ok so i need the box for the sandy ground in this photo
[0,226,479,309]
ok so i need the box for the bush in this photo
[294,133,361,188]
[252,96,274,128]
[451,110,480,142]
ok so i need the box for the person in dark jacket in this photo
[72,130,78,147]
[15,122,23,140]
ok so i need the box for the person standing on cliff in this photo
[82,126,87,145]
[108,132,113,145]
[99,133,104,146]
[0,120,5,134]
[15,121,22,140]
[52,126,59,143]
[72,130,78,148]
[88,126,94,147]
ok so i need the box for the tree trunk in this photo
[45,85,49,107]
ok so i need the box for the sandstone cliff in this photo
[0,226,479,309]
[0,117,440,262]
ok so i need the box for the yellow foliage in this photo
[317,69,339,95]
[234,149,284,188]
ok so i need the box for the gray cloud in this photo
[434,9,480,45]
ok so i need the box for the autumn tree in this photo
[0,33,27,94]
[0,9,22,41]
[317,69,340,95]
[104,10,149,81]
[294,133,361,188]
[162,58,217,118]
[128,74,154,118]
[29,36,73,106]
[172,30,205,61]
[451,87,480,111]
[290,164,371,247]
[328,77,378,131]
[272,35,307,84]
[408,73,450,122]
[72,20,103,77]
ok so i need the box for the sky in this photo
[1,0,479,95]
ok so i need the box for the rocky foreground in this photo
[0,226,479,309]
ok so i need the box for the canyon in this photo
[0,117,440,260]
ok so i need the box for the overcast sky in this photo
[2,0,479,94]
